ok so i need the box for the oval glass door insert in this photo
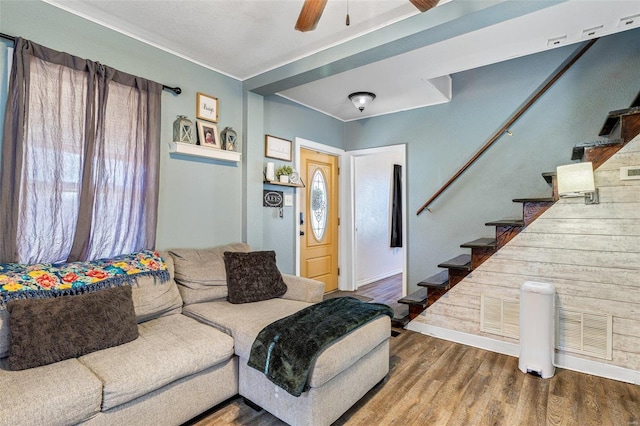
[310,169,328,241]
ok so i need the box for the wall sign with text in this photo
[263,190,284,207]
[265,135,292,161]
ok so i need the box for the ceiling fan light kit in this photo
[349,92,376,112]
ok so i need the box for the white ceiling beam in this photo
[244,0,569,96]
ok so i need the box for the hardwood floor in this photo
[353,273,409,319]
[188,275,640,426]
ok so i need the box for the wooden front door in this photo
[300,148,339,293]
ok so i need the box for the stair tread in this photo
[485,219,525,227]
[398,288,429,307]
[512,197,555,203]
[460,238,497,248]
[418,270,449,288]
[542,172,556,185]
[599,106,640,136]
[437,254,472,270]
[571,138,625,160]
[391,315,411,328]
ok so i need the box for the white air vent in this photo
[581,25,603,39]
[547,35,567,47]
[619,14,640,29]
[481,295,519,338]
[620,166,640,181]
[556,308,612,360]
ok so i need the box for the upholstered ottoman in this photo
[183,298,391,426]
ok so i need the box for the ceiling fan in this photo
[295,0,440,32]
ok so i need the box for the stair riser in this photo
[426,270,467,307]
[495,225,524,248]
[523,201,554,225]
[606,112,640,146]
[550,176,559,201]
[471,246,497,269]
[621,115,640,144]
[584,145,624,170]
[448,269,470,286]
[427,288,447,307]
[408,305,424,320]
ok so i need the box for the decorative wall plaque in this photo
[263,190,284,207]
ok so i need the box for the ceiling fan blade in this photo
[409,0,440,13]
[295,0,328,32]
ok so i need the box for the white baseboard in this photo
[356,269,403,288]
[407,321,639,385]
[406,321,519,357]
[554,352,640,385]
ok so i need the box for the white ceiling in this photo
[44,0,640,121]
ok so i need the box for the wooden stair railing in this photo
[394,107,640,327]
[416,39,598,216]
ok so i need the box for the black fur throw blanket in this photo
[248,296,394,397]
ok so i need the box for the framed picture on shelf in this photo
[197,121,220,149]
[265,135,292,161]
[196,92,218,122]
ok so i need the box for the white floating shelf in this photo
[168,141,241,163]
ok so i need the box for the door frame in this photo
[295,138,407,296]
[294,138,349,290]
[349,144,407,297]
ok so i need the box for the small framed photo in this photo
[265,135,292,161]
[197,121,220,149]
[196,92,218,122]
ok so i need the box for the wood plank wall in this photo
[417,135,640,371]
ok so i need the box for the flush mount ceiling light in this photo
[348,92,376,112]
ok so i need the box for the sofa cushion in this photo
[6,285,138,371]
[0,357,102,425]
[131,250,183,323]
[224,251,287,304]
[0,252,182,359]
[307,315,390,388]
[170,243,250,304]
[183,298,310,360]
[78,313,234,411]
[184,299,391,389]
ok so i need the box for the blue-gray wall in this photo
[0,1,244,251]
[2,1,639,291]
[262,95,345,273]
[345,28,640,293]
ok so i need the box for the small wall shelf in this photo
[169,141,241,163]
[263,179,305,188]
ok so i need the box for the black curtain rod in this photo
[0,32,181,95]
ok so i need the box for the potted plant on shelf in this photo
[276,165,293,183]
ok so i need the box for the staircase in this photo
[393,104,640,328]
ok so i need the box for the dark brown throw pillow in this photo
[6,285,138,371]
[224,251,287,304]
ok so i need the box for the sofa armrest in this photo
[281,274,324,303]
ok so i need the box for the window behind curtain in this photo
[0,38,162,264]
[18,56,86,263]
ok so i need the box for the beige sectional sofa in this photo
[0,243,391,426]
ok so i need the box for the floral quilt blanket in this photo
[0,250,169,310]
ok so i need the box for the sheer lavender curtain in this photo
[0,38,162,264]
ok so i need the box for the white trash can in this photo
[519,281,555,378]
